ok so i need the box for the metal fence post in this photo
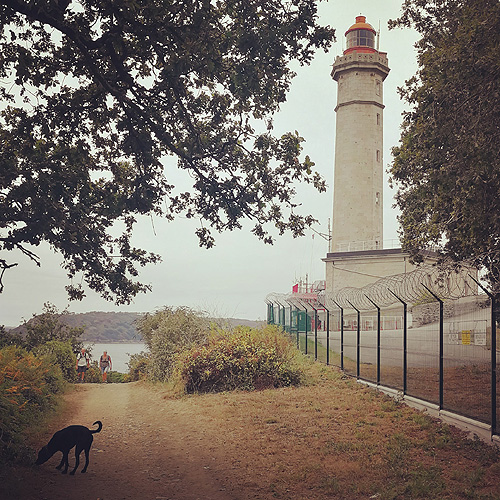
[295,306,300,349]
[276,298,289,334]
[470,276,497,437]
[389,290,408,395]
[422,285,443,408]
[348,301,360,379]
[286,301,294,344]
[333,300,344,371]
[290,302,300,349]
[325,305,331,365]
[265,301,272,324]
[302,303,309,355]
[365,295,381,386]
[303,301,319,360]
[317,296,330,364]
[311,305,318,361]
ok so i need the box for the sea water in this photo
[84,343,148,373]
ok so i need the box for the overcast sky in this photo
[1,0,420,327]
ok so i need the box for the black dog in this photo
[35,420,102,475]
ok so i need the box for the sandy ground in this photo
[1,383,242,500]
[1,373,500,500]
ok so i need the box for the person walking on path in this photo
[99,351,112,383]
[76,347,90,383]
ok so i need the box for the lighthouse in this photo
[330,16,390,253]
[324,15,414,292]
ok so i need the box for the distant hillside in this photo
[63,311,143,343]
[8,312,265,343]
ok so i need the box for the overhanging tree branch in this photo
[0,0,335,302]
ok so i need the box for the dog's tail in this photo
[91,421,103,433]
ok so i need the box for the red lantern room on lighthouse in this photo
[344,15,377,54]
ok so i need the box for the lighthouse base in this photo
[323,248,437,293]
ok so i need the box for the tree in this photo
[0,0,334,303]
[388,0,500,293]
[136,306,210,381]
[0,325,23,348]
[23,302,84,350]
[35,340,78,381]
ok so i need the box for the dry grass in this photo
[3,358,500,500]
[159,360,500,499]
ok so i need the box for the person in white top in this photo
[76,348,90,383]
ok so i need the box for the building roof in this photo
[345,15,376,36]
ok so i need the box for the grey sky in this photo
[1,0,420,327]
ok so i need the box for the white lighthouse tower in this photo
[331,16,390,253]
[324,16,420,292]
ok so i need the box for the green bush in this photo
[107,371,130,383]
[0,326,24,349]
[84,360,101,383]
[127,351,150,381]
[0,346,65,464]
[137,307,210,381]
[35,340,77,382]
[175,325,305,393]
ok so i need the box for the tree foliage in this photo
[0,0,334,303]
[35,339,77,382]
[136,306,210,381]
[0,325,23,348]
[22,302,84,350]
[127,351,150,381]
[388,0,500,292]
[0,345,65,464]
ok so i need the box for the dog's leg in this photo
[70,446,82,475]
[55,453,65,470]
[61,451,69,474]
[81,447,90,473]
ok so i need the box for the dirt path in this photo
[2,375,500,500]
[1,382,249,500]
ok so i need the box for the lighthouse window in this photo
[346,29,375,49]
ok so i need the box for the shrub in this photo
[35,340,77,382]
[137,307,210,381]
[107,371,129,383]
[0,326,24,349]
[175,325,305,393]
[0,346,65,464]
[84,361,101,383]
[128,351,150,381]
